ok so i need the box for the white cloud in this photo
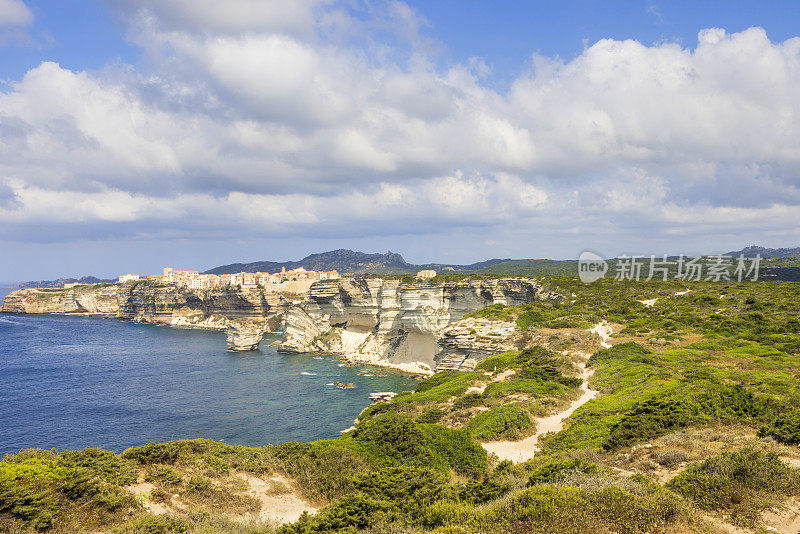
[1,2,800,256]
[109,0,325,36]
[0,0,32,26]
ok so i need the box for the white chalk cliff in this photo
[278,278,560,372]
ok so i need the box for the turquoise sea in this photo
[0,287,417,456]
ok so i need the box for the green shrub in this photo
[516,310,544,330]
[466,405,532,441]
[602,398,691,451]
[588,342,652,366]
[416,371,460,393]
[452,393,484,410]
[0,450,138,531]
[143,465,183,487]
[527,457,599,485]
[417,407,446,424]
[343,412,487,476]
[395,371,481,404]
[115,514,189,533]
[557,376,583,388]
[358,401,397,421]
[419,424,488,476]
[273,441,371,502]
[122,439,272,473]
[456,477,511,504]
[186,473,211,495]
[0,459,60,529]
[56,448,138,486]
[668,448,800,527]
[759,409,800,444]
[474,351,518,373]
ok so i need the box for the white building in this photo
[416,270,437,280]
[118,274,140,283]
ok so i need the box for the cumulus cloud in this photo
[1,1,800,257]
[0,0,32,26]
[108,0,325,36]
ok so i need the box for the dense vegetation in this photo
[358,346,583,443]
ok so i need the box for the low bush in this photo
[0,449,139,531]
[668,448,800,527]
[122,439,273,473]
[143,465,183,487]
[474,351,518,373]
[466,405,532,441]
[340,412,487,476]
[398,371,481,405]
[654,449,688,467]
[451,393,485,411]
[527,456,600,485]
[759,409,800,444]
[602,399,690,451]
[416,407,446,423]
[516,310,544,330]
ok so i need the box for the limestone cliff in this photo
[1,282,292,350]
[2,277,561,364]
[226,320,268,351]
[278,278,561,372]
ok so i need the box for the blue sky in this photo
[1,1,800,282]
[6,1,800,84]
[417,1,800,83]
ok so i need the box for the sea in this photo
[0,286,418,456]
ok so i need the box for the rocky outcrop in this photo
[226,320,268,351]
[2,285,124,315]
[436,317,522,371]
[1,282,295,334]
[278,278,560,372]
[2,277,562,369]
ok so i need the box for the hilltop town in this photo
[64,266,342,294]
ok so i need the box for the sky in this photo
[1,0,800,282]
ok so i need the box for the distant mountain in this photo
[14,276,115,289]
[726,245,800,258]
[204,249,513,275]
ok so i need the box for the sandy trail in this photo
[482,364,598,463]
[638,298,658,307]
[481,322,609,463]
[589,320,613,348]
[234,473,318,525]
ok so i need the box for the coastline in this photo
[2,306,430,379]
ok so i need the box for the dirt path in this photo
[482,361,598,463]
[589,320,613,348]
[234,473,318,525]
[481,322,611,463]
[125,473,316,526]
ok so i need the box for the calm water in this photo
[0,289,417,455]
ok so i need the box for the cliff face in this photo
[2,285,125,315]
[1,283,293,336]
[278,278,561,372]
[2,277,561,364]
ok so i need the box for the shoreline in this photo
[3,309,431,379]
